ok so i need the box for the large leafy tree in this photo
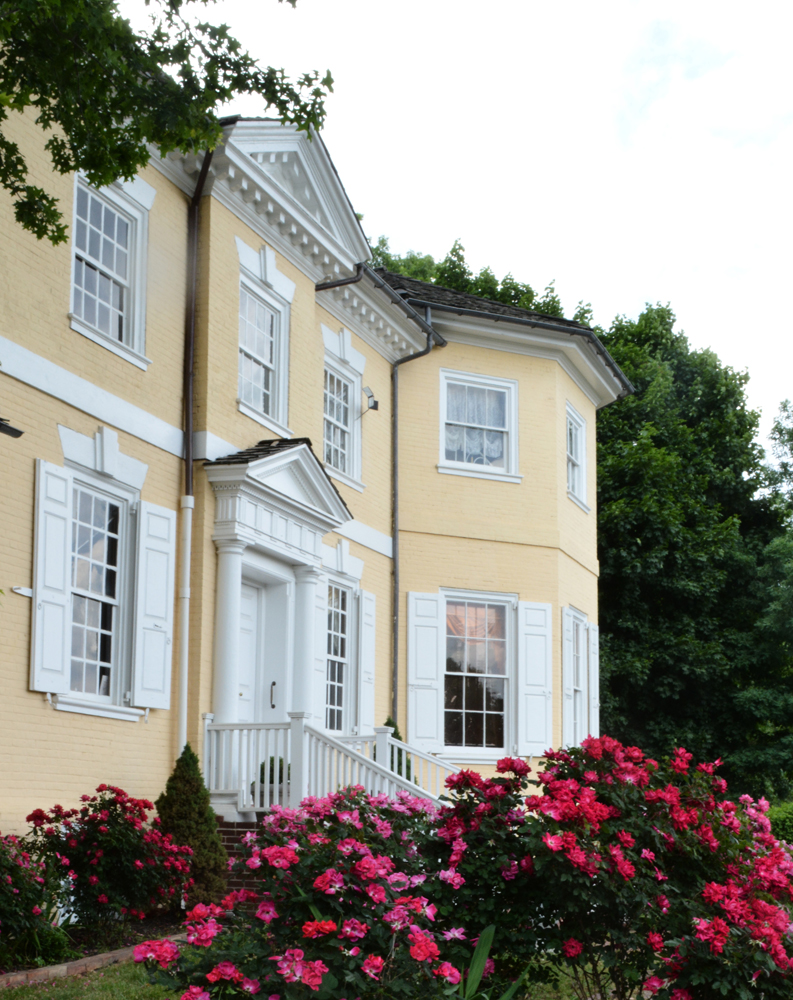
[379,238,793,796]
[0,0,332,243]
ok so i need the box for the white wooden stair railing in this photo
[203,716,460,813]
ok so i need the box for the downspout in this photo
[177,149,214,756]
[390,307,445,720]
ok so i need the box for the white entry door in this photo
[239,583,262,723]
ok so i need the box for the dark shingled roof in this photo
[204,437,351,518]
[375,269,590,330]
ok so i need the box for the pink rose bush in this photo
[25,785,192,937]
[137,740,793,1000]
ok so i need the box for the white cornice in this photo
[317,281,427,363]
[428,314,624,408]
[148,122,369,286]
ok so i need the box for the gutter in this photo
[400,296,634,400]
[177,148,214,756]
[315,267,446,724]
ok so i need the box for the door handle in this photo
[270,681,276,710]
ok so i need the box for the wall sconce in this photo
[363,387,379,412]
[0,416,23,438]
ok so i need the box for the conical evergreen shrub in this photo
[155,743,228,907]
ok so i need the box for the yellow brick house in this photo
[0,113,631,831]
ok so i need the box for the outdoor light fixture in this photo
[363,387,379,412]
[0,416,23,438]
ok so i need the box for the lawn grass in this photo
[3,962,173,999]
[2,960,578,1000]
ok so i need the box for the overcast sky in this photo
[124,0,793,449]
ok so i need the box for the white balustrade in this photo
[204,716,461,814]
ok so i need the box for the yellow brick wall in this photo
[0,379,183,835]
[0,110,189,432]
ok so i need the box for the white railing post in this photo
[202,713,214,786]
[374,726,393,771]
[288,712,309,807]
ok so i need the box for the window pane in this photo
[445,711,463,746]
[464,426,484,464]
[485,713,504,748]
[464,713,483,746]
[486,389,507,428]
[445,675,463,710]
[488,605,506,639]
[446,637,464,672]
[447,383,466,422]
[484,431,505,467]
[485,678,505,712]
[488,640,507,675]
[465,676,484,711]
[466,385,487,425]
[445,423,465,462]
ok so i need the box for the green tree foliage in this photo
[155,744,228,907]
[370,235,564,317]
[0,0,332,244]
[596,306,793,796]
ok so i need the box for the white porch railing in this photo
[203,715,460,814]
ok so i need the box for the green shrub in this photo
[768,799,793,843]
[155,745,227,908]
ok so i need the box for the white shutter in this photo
[588,623,600,738]
[515,602,553,757]
[30,460,73,694]
[132,502,176,709]
[358,590,376,734]
[406,592,445,752]
[562,607,575,747]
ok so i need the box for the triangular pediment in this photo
[225,121,370,269]
[244,443,350,527]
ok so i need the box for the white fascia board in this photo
[317,281,426,364]
[193,431,239,462]
[429,315,624,408]
[335,520,393,559]
[0,335,183,456]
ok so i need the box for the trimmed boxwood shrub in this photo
[156,745,227,907]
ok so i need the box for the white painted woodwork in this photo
[406,592,445,753]
[132,501,177,709]
[31,460,74,694]
[515,601,553,757]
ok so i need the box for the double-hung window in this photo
[235,238,295,437]
[70,176,153,368]
[239,287,278,418]
[444,599,507,749]
[406,591,554,761]
[323,370,352,475]
[325,583,350,732]
[566,403,588,508]
[31,432,176,721]
[321,325,365,490]
[562,607,599,746]
[438,370,520,483]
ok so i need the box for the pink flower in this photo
[186,919,222,946]
[97,894,108,904]
[643,976,667,995]
[31,906,42,915]
[434,962,462,984]
[302,919,337,938]
[543,833,565,852]
[361,955,385,980]
[617,830,636,848]
[366,882,387,903]
[256,900,279,923]
[313,869,345,894]
[241,979,261,994]
[647,932,664,951]
[133,939,180,968]
[206,961,243,983]
[180,989,210,1000]
[562,938,583,958]
[443,927,467,940]
[408,929,440,963]
[339,918,369,941]
[262,845,300,869]
[438,868,465,888]
[670,991,693,1000]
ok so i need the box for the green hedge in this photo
[768,800,793,843]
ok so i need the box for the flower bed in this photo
[128,740,793,998]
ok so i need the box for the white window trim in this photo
[440,587,517,762]
[438,369,522,484]
[59,469,140,722]
[562,605,599,747]
[236,238,295,437]
[69,175,152,369]
[566,402,589,511]
[322,325,365,492]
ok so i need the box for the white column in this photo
[212,539,246,724]
[293,566,323,717]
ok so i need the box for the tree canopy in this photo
[379,236,793,797]
[0,0,332,243]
